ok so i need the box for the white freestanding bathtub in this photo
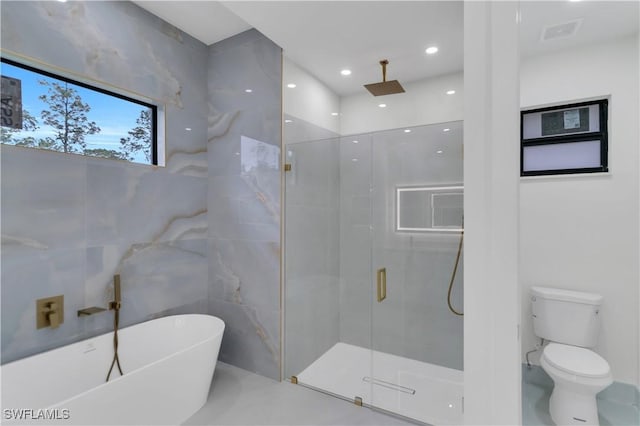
[1,314,225,425]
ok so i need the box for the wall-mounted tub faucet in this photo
[77,274,122,316]
[77,307,107,316]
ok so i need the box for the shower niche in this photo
[284,119,464,424]
[396,185,464,232]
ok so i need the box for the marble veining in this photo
[2,3,285,381]
[208,110,241,143]
[1,1,208,364]
[207,29,282,380]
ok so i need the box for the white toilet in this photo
[530,286,613,426]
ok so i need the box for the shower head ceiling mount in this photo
[364,59,406,96]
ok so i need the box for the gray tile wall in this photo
[1,1,208,363]
[207,29,282,380]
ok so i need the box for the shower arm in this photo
[380,60,388,82]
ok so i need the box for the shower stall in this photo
[284,119,464,425]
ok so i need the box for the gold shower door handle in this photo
[377,268,387,302]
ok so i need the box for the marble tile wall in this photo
[1,1,208,363]
[207,30,282,380]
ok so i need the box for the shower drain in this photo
[362,376,416,395]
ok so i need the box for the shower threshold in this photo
[296,342,463,425]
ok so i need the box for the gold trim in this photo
[354,396,363,407]
[284,163,292,171]
[279,47,285,382]
[290,376,298,384]
[376,268,387,302]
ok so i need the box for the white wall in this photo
[520,35,640,386]
[283,57,341,135]
[463,2,522,423]
[339,72,463,136]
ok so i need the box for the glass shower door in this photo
[284,131,375,406]
[369,122,465,424]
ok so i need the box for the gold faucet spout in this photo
[77,307,107,317]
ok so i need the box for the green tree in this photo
[0,109,39,145]
[120,109,152,161]
[38,80,100,153]
[84,148,129,161]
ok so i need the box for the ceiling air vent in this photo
[540,19,582,41]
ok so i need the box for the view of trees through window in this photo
[0,59,156,165]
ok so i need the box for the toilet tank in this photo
[530,286,603,348]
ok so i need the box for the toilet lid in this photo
[543,343,610,378]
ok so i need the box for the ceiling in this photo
[221,1,463,96]
[131,1,251,45]
[519,1,639,58]
[134,1,639,97]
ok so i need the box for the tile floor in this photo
[184,362,413,425]
[186,362,639,426]
[522,366,640,426]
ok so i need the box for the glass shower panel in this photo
[369,122,465,424]
[284,136,342,380]
[284,133,375,405]
[283,122,465,424]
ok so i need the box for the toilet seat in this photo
[542,343,610,379]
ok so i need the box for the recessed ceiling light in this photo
[569,0,581,2]
[287,83,297,89]
[57,0,67,2]
[443,128,451,132]
[235,152,240,156]
[378,103,387,108]
[341,69,352,76]
[245,89,253,93]
[446,90,456,95]
[352,140,359,144]
[285,119,293,123]
[351,158,359,162]
[185,127,192,131]
[331,112,339,116]
[437,150,444,154]
[404,129,411,133]
[425,46,439,55]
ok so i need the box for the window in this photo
[521,99,608,176]
[1,58,157,165]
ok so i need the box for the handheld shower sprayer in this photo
[106,274,124,381]
[110,274,121,311]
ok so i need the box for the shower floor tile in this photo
[183,361,413,426]
[296,342,464,425]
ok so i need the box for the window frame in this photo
[1,57,158,165]
[520,99,608,177]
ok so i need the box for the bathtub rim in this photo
[49,313,225,409]
[2,314,225,410]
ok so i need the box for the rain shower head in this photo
[364,60,405,96]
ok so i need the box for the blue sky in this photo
[1,61,151,164]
